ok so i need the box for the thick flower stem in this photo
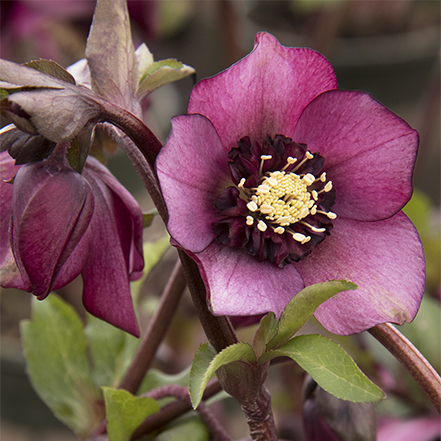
[369,323,441,412]
[242,387,278,441]
[97,101,167,221]
[119,259,187,394]
[217,362,278,441]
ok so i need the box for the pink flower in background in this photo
[0,151,143,336]
[156,32,425,335]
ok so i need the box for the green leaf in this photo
[154,414,210,441]
[24,59,76,84]
[20,295,103,437]
[267,280,357,350]
[260,335,384,403]
[102,387,159,441]
[189,342,256,409]
[138,367,190,396]
[252,312,278,358]
[85,314,139,388]
[137,58,195,101]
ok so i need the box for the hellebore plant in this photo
[156,32,425,335]
[1,1,439,441]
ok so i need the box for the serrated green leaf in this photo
[85,314,139,388]
[24,59,76,84]
[102,387,159,441]
[260,334,384,403]
[137,59,195,101]
[252,312,278,358]
[20,295,103,437]
[189,342,256,409]
[267,280,357,350]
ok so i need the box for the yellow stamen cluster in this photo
[242,153,336,244]
[251,171,314,225]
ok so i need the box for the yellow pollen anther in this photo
[320,172,326,182]
[238,178,246,188]
[246,216,254,225]
[292,232,306,242]
[257,220,268,232]
[310,205,317,215]
[256,184,270,194]
[274,226,285,234]
[317,210,337,219]
[312,190,318,201]
[292,151,313,172]
[301,236,311,244]
[259,155,272,176]
[281,156,298,171]
[302,173,315,186]
[247,201,258,212]
[266,177,278,187]
[259,204,274,214]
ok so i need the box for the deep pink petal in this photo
[294,212,425,335]
[195,242,305,317]
[83,156,144,276]
[157,114,231,252]
[0,153,32,291]
[293,90,418,221]
[188,32,337,149]
[11,164,94,298]
[81,173,139,337]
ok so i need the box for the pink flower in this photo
[0,151,143,336]
[156,32,425,335]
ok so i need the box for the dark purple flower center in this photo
[212,135,336,267]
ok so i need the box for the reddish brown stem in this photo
[119,259,187,394]
[369,323,441,412]
[131,379,223,439]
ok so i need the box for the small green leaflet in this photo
[102,387,159,441]
[260,334,385,403]
[252,312,278,358]
[267,280,358,350]
[20,295,103,438]
[189,342,256,409]
[137,58,195,101]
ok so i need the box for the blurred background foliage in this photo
[1,1,440,440]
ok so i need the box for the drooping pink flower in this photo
[0,150,143,336]
[156,32,425,335]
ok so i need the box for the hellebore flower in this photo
[156,32,425,335]
[0,150,143,336]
